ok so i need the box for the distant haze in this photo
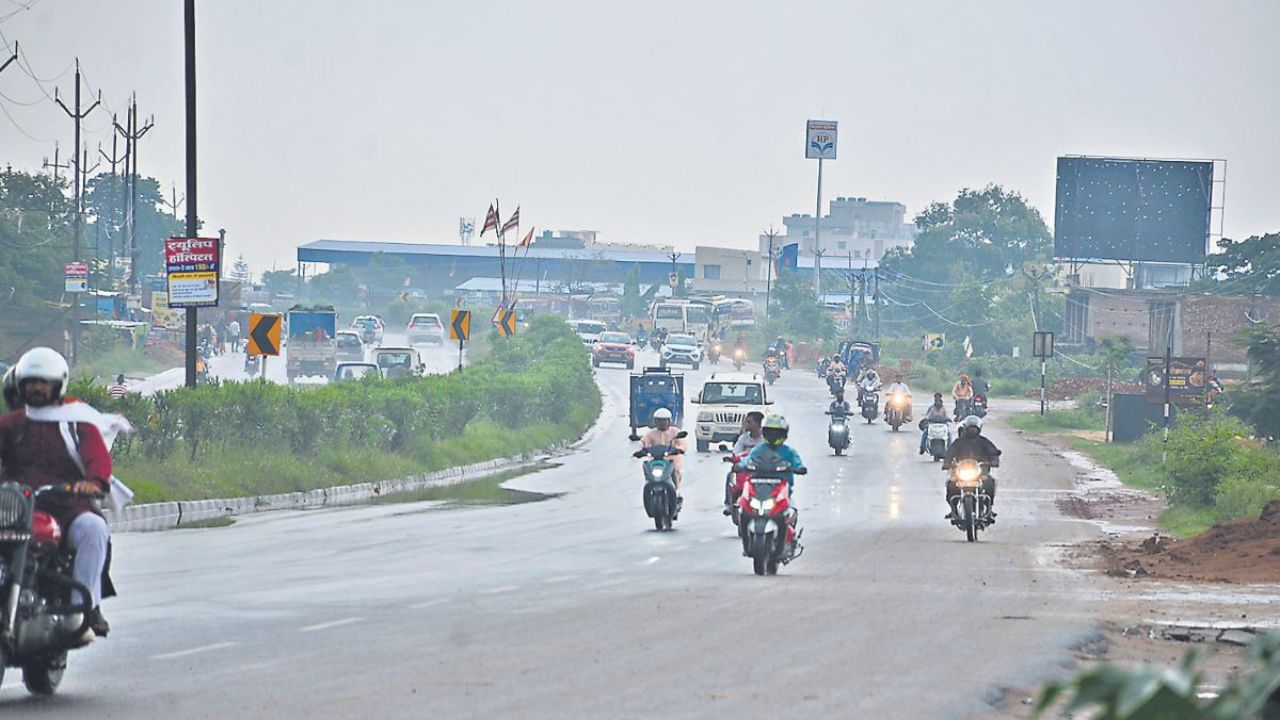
[1,0,1276,275]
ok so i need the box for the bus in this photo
[587,293,621,326]
[711,298,755,335]
[651,301,710,342]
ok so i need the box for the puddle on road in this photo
[368,462,563,509]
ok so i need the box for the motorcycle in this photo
[947,459,994,542]
[707,342,722,365]
[649,335,664,352]
[736,448,805,575]
[971,394,988,418]
[925,419,950,462]
[827,370,846,397]
[732,347,746,371]
[636,329,648,347]
[762,356,781,385]
[816,357,829,379]
[884,392,912,431]
[635,431,686,531]
[244,353,261,377]
[860,390,879,423]
[953,397,974,422]
[826,411,851,455]
[0,483,102,696]
[719,446,749,527]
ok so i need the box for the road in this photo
[130,332,462,394]
[4,348,1105,718]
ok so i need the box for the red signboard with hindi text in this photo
[164,236,221,308]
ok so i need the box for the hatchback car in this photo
[335,331,365,362]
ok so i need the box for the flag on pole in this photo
[480,203,499,237]
[963,335,974,359]
[501,206,520,236]
[518,227,535,249]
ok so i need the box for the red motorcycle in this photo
[720,449,751,526]
[736,449,805,576]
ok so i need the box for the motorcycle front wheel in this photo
[963,494,977,543]
[23,652,66,696]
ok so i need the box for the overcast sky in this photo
[1,0,1276,276]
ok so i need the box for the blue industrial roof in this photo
[298,239,689,266]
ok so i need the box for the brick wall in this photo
[1179,295,1280,364]
[1087,292,1151,349]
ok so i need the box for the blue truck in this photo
[285,305,337,382]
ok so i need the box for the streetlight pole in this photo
[183,0,199,388]
[763,227,778,325]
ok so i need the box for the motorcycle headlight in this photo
[955,460,981,483]
[650,467,664,478]
[760,497,776,513]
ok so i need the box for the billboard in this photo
[164,237,220,308]
[64,262,88,293]
[1144,356,1207,406]
[805,120,838,160]
[1053,156,1212,264]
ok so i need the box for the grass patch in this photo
[1157,506,1219,538]
[1007,409,1103,434]
[368,463,558,507]
[176,516,236,529]
[73,345,166,382]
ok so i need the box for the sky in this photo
[1,0,1277,277]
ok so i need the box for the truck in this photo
[286,305,337,382]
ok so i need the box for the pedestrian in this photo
[108,374,130,399]
[228,318,242,353]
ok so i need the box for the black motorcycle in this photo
[946,460,994,542]
[971,394,988,418]
[860,390,879,424]
[0,484,101,696]
[953,397,974,421]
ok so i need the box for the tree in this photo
[1229,325,1280,438]
[83,174,186,284]
[881,184,1052,285]
[620,264,657,320]
[768,269,835,341]
[1211,231,1280,296]
[228,255,251,284]
[261,269,299,297]
[0,170,72,308]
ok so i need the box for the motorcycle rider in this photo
[744,415,807,531]
[723,411,765,514]
[0,348,114,642]
[971,368,991,399]
[952,374,975,419]
[857,365,882,403]
[885,374,912,419]
[635,407,686,515]
[919,392,951,455]
[942,415,1000,521]
[770,337,791,369]
[828,390,852,417]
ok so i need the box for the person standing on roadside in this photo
[108,374,130,399]
[228,318,242,353]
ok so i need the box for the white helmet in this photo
[652,407,673,422]
[960,415,983,431]
[14,347,69,404]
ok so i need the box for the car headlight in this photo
[698,411,714,422]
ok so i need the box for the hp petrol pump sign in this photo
[805,120,838,160]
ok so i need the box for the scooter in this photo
[0,484,103,696]
[244,353,261,377]
[827,370,846,396]
[719,445,749,527]
[732,347,746,371]
[706,342,722,365]
[826,410,851,455]
[634,431,686,531]
[884,392,912,431]
[947,459,994,542]
[736,448,805,576]
[860,390,879,424]
[816,357,829,379]
[924,419,950,461]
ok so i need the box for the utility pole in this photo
[99,125,126,289]
[763,227,778,325]
[873,263,880,340]
[847,253,856,333]
[159,181,184,221]
[115,96,154,297]
[79,148,100,288]
[54,59,102,366]
[667,250,682,297]
[183,0,199,388]
[814,247,826,297]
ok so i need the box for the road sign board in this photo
[450,309,471,341]
[923,333,945,352]
[1032,331,1054,358]
[64,262,88,293]
[164,236,221,308]
[805,119,838,160]
[247,312,282,356]
[496,309,517,337]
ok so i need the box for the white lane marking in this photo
[480,585,519,595]
[409,599,446,610]
[152,641,238,660]
[300,617,363,632]
[544,575,578,584]
[641,556,661,565]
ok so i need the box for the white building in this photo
[761,196,917,261]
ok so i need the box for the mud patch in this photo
[369,462,562,509]
[1088,501,1280,584]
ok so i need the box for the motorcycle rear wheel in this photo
[963,495,977,543]
[766,556,779,575]
[752,555,766,575]
[23,652,66,696]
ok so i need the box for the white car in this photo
[660,333,702,369]
[571,320,607,346]
[692,373,772,452]
[407,313,446,346]
[372,346,425,379]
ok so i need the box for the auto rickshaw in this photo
[628,366,685,440]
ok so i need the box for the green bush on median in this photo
[71,315,601,503]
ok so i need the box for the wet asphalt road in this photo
[2,349,1105,718]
